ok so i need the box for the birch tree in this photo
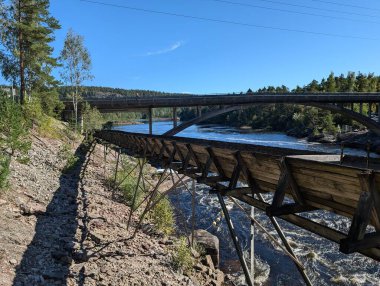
[60,29,93,131]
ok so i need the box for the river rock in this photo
[192,229,219,268]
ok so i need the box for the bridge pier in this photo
[148,107,153,135]
[173,107,177,128]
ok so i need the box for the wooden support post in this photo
[196,106,201,117]
[378,103,380,123]
[127,158,145,231]
[257,194,313,286]
[369,103,372,118]
[367,141,371,169]
[112,148,121,198]
[340,172,380,253]
[250,206,255,282]
[173,107,177,128]
[103,144,108,180]
[191,178,196,247]
[206,147,226,179]
[127,142,148,230]
[148,107,153,135]
[217,192,253,286]
[360,102,363,114]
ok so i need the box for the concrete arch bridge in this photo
[62,92,380,136]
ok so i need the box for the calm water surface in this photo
[116,121,380,286]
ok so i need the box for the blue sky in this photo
[2,0,380,93]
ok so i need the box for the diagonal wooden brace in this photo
[267,157,316,216]
[340,171,380,253]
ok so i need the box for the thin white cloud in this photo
[145,41,184,56]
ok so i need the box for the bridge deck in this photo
[64,92,380,111]
[94,130,380,261]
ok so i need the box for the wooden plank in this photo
[291,166,360,187]
[292,173,362,201]
[287,158,363,178]
[302,192,355,218]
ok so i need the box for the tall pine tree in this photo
[0,0,60,104]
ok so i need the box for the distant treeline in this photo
[180,72,380,137]
[58,86,176,99]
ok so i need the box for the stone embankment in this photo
[0,127,225,286]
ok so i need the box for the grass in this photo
[58,143,79,173]
[172,236,194,274]
[115,159,145,210]
[150,197,174,236]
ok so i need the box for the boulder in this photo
[192,229,219,268]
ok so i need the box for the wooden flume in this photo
[95,129,380,285]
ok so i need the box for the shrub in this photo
[0,155,11,190]
[115,159,144,209]
[58,143,79,173]
[150,197,174,236]
[23,96,44,127]
[0,97,30,157]
[172,237,194,273]
[0,97,30,190]
[82,102,104,138]
[38,90,64,118]
[120,175,142,209]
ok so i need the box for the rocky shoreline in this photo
[306,130,380,153]
[0,126,226,286]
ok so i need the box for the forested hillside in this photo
[180,72,380,138]
[58,86,177,99]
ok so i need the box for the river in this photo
[115,121,380,286]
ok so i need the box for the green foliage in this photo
[0,97,30,190]
[0,97,30,156]
[172,237,194,273]
[150,197,174,236]
[58,86,177,99]
[120,175,142,209]
[23,96,61,138]
[23,96,44,125]
[38,90,64,118]
[0,154,11,190]
[59,29,93,131]
[115,159,144,209]
[0,0,61,103]
[82,102,104,137]
[58,143,79,173]
[180,71,380,137]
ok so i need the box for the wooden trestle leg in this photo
[217,192,253,286]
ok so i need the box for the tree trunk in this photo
[18,0,25,105]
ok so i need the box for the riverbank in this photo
[240,125,380,154]
[0,122,225,286]
[306,130,380,153]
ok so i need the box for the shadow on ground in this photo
[12,140,95,286]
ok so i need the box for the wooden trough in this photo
[94,130,380,261]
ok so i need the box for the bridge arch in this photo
[163,103,380,136]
